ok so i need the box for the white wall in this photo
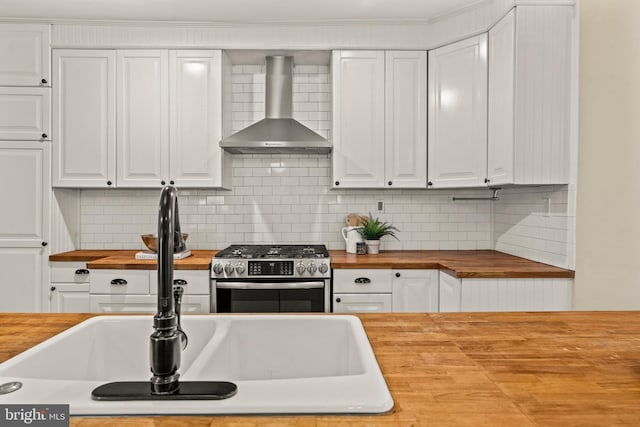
[574,0,640,309]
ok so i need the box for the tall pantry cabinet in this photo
[0,23,51,312]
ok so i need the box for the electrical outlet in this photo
[376,200,384,212]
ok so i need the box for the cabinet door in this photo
[49,283,90,313]
[0,87,50,140]
[0,247,45,312]
[0,23,50,86]
[392,269,438,312]
[487,9,516,186]
[52,50,116,187]
[169,50,224,187]
[0,142,49,247]
[90,294,209,313]
[385,51,427,188]
[332,51,385,188]
[333,293,392,313]
[438,271,462,312]
[428,34,488,188]
[117,50,169,187]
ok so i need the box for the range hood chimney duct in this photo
[219,56,331,154]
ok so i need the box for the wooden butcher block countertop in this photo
[49,250,218,270]
[49,249,573,277]
[1,312,638,426]
[329,249,575,278]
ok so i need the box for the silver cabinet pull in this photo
[354,277,371,284]
[173,279,188,286]
[110,279,127,285]
[75,269,90,275]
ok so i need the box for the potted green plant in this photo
[356,213,399,254]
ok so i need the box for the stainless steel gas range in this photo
[210,244,331,313]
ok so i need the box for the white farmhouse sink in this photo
[0,315,393,415]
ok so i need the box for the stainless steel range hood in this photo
[220,56,331,154]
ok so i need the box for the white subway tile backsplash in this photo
[493,186,573,269]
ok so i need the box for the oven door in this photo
[214,280,326,313]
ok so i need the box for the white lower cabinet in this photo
[90,294,209,313]
[50,284,90,313]
[333,269,438,313]
[438,271,572,312]
[89,268,210,313]
[49,261,90,313]
[392,269,439,312]
[333,293,392,313]
[333,269,392,313]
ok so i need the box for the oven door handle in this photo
[216,281,325,290]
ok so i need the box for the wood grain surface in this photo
[50,250,218,270]
[50,249,574,278]
[330,249,575,278]
[1,312,637,426]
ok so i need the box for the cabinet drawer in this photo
[50,261,91,283]
[150,270,210,295]
[90,294,209,313]
[333,269,392,293]
[90,270,150,294]
[333,293,392,313]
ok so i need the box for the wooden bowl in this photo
[141,233,188,253]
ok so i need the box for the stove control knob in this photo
[235,263,246,274]
[212,263,224,275]
[296,262,307,275]
[224,263,235,275]
[318,263,329,274]
[307,262,318,274]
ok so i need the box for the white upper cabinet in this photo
[488,6,573,185]
[52,50,116,187]
[0,23,50,87]
[53,49,228,188]
[428,34,487,188]
[384,51,427,188]
[117,50,169,187]
[0,87,50,141]
[169,50,229,188]
[332,50,426,188]
[332,51,385,188]
[487,9,516,185]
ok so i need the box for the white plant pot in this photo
[365,240,380,254]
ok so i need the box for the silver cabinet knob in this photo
[318,263,329,274]
[224,263,235,275]
[212,263,223,274]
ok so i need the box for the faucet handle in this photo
[173,286,188,350]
